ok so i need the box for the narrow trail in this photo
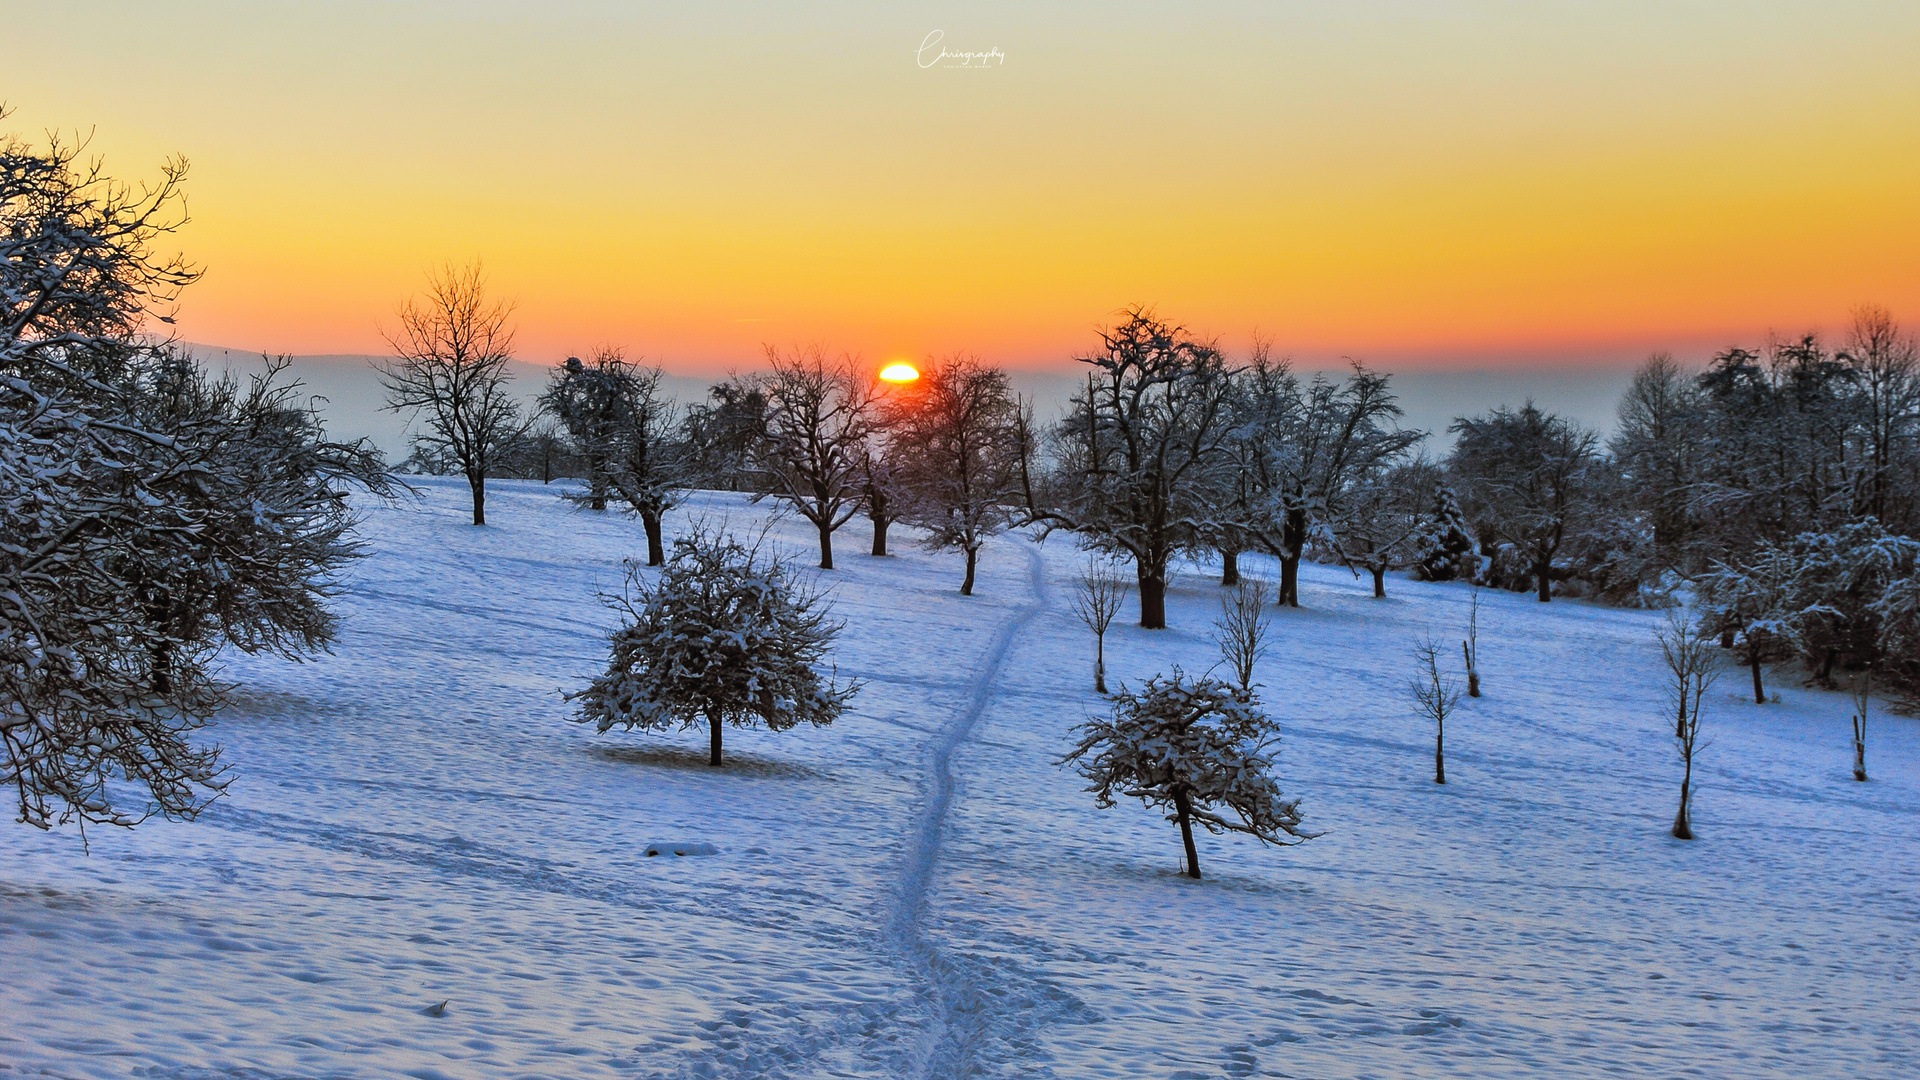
[888,541,1048,1080]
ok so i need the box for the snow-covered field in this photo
[4,478,1916,1079]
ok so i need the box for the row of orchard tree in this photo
[8,109,1916,833]
[395,265,1920,706]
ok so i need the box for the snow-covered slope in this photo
[3,479,1915,1079]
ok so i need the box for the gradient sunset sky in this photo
[9,1,1919,375]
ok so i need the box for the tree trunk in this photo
[707,706,723,767]
[1138,571,1167,630]
[960,547,978,596]
[1278,505,1307,607]
[1853,715,1868,782]
[1220,548,1240,586]
[1749,647,1765,704]
[1094,634,1108,694]
[1371,566,1386,598]
[1172,787,1201,879]
[871,517,889,557]
[1463,641,1480,698]
[1672,760,1693,840]
[469,473,486,526]
[1278,554,1300,608]
[817,519,834,570]
[1534,557,1552,602]
[1675,697,1687,739]
[1434,718,1446,784]
[643,512,666,567]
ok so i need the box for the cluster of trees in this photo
[398,290,1916,712]
[2,121,393,830]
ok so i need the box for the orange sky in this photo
[9,2,1919,375]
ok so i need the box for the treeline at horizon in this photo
[393,266,1917,709]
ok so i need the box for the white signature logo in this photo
[916,30,1005,69]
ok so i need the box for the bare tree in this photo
[379,263,528,526]
[752,346,877,570]
[1657,610,1721,839]
[541,349,687,564]
[1213,578,1271,693]
[1073,559,1129,694]
[1235,355,1424,608]
[1462,584,1483,698]
[1408,634,1460,785]
[1839,306,1920,527]
[1024,308,1238,628]
[883,354,1023,594]
[1850,668,1871,783]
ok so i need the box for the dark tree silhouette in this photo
[378,262,529,526]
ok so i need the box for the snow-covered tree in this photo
[1700,521,1920,704]
[1028,309,1237,628]
[378,262,529,526]
[882,355,1022,594]
[4,118,391,831]
[1060,670,1312,879]
[1447,403,1599,602]
[1412,482,1479,583]
[749,347,877,570]
[541,349,687,565]
[567,526,859,766]
[1330,461,1428,598]
[1233,356,1424,607]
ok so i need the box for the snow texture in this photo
[3,476,1916,1079]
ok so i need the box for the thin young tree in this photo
[1213,578,1272,694]
[1657,611,1721,839]
[566,525,859,766]
[1408,634,1460,784]
[379,262,529,525]
[1462,584,1483,698]
[1073,559,1130,694]
[752,346,877,570]
[1060,670,1313,880]
[1850,668,1871,783]
[1656,608,1720,739]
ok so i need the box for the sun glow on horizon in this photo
[878,362,921,383]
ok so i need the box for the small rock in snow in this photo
[644,842,719,857]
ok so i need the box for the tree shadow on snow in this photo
[587,743,826,780]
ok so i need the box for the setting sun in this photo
[878,362,920,383]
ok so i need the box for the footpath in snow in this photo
[3,478,1916,1079]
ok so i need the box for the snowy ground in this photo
[4,478,1917,1079]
